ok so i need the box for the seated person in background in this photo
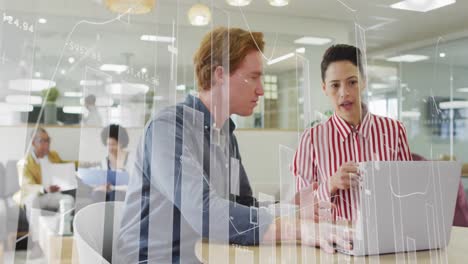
[92,124,130,202]
[13,127,76,254]
[101,124,129,171]
[291,44,413,221]
[14,127,76,210]
[13,127,94,256]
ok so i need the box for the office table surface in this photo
[195,226,468,263]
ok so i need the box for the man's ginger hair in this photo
[193,27,264,91]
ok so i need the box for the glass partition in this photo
[0,0,466,263]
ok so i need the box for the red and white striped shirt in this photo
[291,112,412,220]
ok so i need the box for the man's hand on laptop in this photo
[262,217,353,254]
[299,220,354,254]
[329,162,360,194]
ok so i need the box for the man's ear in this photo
[213,66,225,86]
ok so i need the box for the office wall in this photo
[0,126,300,196]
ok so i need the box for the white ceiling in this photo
[6,0,468,49]
[1,0,468,99]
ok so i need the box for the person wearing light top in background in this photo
[92,124,130,202]
[291,44,413,221]
[100,124,129,172]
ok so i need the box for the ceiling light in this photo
[295,47,306,54]
[188,4,211,26]
[64,92,83,98]
[439,52,446,58]
[386,54,429,63]
[68,57,75,64]
[439,100,468,109]
[456,88,468,93]
[268,0,289,7]
[34,72,41,78]
[80,80,104,86]
[0,103,33,113]
[371,83,391,89]
[99,64,128,73]
[141,67,147,73]
[401,111,421,118]
[62,106,84,114]
[8,79,56,92]
[226,0,252,6]
[105,82,149,95]
[38,18,47,24]
[104,0,155,14]
[391,0,456,12]
[294,36,332,46]
[267,52,294,65]
[5,95,42,105]
[176,85,186,91]
[60,69,66,75]
[140,35,175,43]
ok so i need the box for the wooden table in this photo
[195,227,468,263]
[42,235,77,264]
[37,214,78,264]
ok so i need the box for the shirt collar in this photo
[331,111,373,142]
[184,94,236,134]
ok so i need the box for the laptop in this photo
[337,161,461,256]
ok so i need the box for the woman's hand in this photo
[262,217,353,254]
[329,162,360,194]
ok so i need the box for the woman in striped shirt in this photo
[291,44,412,221]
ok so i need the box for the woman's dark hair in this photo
[101,124,129,148]
[320,44,364,82]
